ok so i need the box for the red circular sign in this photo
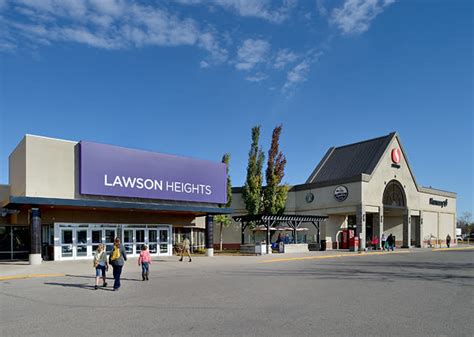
[391,148,401,164]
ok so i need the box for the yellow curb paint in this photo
[432,246,474,252]
[0,273,65,281]
[261,250,411,263]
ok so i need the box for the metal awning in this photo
[3,196,233,215]
[233,213,328,251]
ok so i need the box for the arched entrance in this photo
[382,180,413,248]
[383,180,406,208]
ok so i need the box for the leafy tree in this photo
[242,126,265,215]
[215,153,232,251]
[457,212,474,236]
[457,211,473,227]
[263,125,288,214]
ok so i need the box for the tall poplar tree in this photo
[263,125,288,214]
[215,153,232,251]
[242,126,265,215]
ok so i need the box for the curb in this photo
[0,273,65,281]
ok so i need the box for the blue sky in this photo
[0,0,472,215]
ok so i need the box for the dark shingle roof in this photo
[306,132,395,184]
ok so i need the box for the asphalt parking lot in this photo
[1,249,473,337]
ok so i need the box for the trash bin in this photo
[320,240,326,251]
[349,237,359,252]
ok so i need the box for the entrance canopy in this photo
[233,214,328,251]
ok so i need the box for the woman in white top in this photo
[93,244,108,290]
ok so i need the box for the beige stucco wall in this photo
[423,211,438,240]
[362,137,418,209]
[294,182,361,215]
[439,212,455,241]
[9,135,77,199]
[0,184,10,204]
[9,137,26,197]
[384,216,403,240]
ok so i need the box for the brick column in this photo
[205,215,214,257]
[356,204,366,251]
[402,209,411,248]
[30,208,42,265]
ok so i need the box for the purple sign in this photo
[80,141,227,204]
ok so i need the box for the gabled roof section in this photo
[306,132,396,184]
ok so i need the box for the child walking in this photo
[138,244,152,281]
[93,243,108,290]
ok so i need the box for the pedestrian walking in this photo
[381,233,386,251]
[93,243,108,290]
[138,244,152,281]
[109,237,127,291]
[387,234,394,251]
[446,234,451,248]
[179,235,192,262]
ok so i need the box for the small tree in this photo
[215,153,232,251]
[457,211,474,235]
[263,125,288,215]
[242,126,265,215]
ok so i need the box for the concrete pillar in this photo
[374,207,384,249]
[29,208,42,265]
[420,213,424,247]
[402,209,411,248]
[356,204,366,251]
[414,213,423,248]
[205,215,214,257]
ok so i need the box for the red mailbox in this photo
[341,229,348,249]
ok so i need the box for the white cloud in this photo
[200,60,209,68]
[316,0,328,16]
[235,38,270,70]
[274,48,298,69]
[282,50,322,93]
[2,0,228,62]
[331,0,395,35]
[246,72,267,82]
[283,60,311,91]
[177,0,296,23]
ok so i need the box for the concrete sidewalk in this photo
[1,246,472,280]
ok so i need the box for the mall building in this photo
[0,135,230,263]
[223,132,457,251]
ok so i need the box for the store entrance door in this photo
[0,226,29,260]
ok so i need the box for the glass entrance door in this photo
[148,229,158,254]
[135,229,146,254]
[76,229,88,257]
[159,228,170,255]
[104,228,116,253]
[60,228,73,258]
[123,229,134,254]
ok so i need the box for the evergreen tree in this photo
[242,126,265,215]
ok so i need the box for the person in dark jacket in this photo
[387,234,395,251]
[446,234,451,248]
[109,237,127,291]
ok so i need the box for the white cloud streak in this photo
[177,0,296,23]
[1,0,228,62]
[331,0,395,35]
[235,38,270,70]
[274,48,298,69]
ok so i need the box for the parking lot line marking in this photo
[260,250,411,263]
[0,273,65,281]
[432,246,474,252]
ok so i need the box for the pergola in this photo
[233,214,328,253]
